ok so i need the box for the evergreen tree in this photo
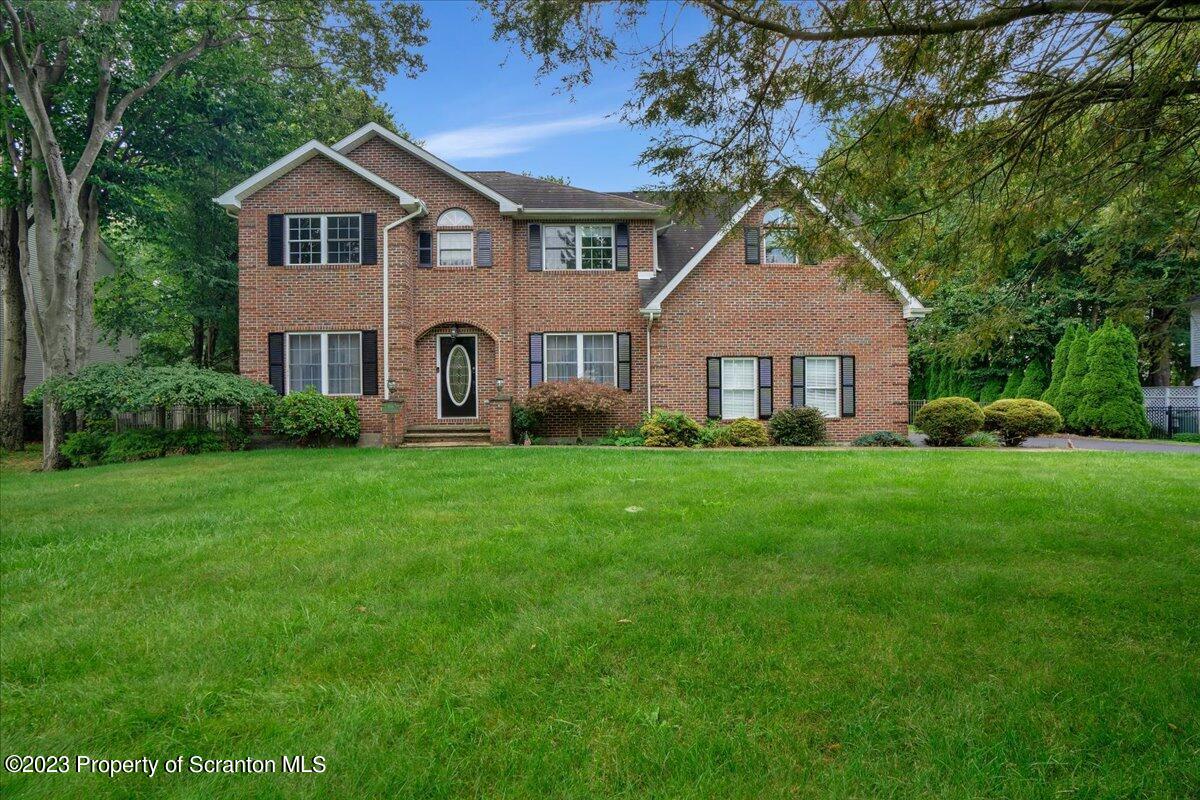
[1000,368,1024,399]
[936,364,954,399]
[1017,361,1049,398]
[923,361,939,400]
[978,377,1004,406]
[1056,328,1092,430]
[1041,326,1077,408]
[1075,322,1150,438]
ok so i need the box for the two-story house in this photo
[216,122,927,444]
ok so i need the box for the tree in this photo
[1056,328,1092,430]
[0,1,428,469]
[978,377,1004,406]
[1041,326,1077,408]
[936,363,954,399]
[0,111,29,449]
[923,361,940,400]
[1000,369,1024,400]
[1075,322,1150,438]
[1016,361,1048,399]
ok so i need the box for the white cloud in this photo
[421,114,614,160]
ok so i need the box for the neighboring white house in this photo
[0,225,137,392]
[1191,294,1199,385]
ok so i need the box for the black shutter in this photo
[617,332,632,391]
[615,222,630,271]
[417,231,432,268]
[267,214,284,266]
[528,224,543,271]
[792,356,805,407]
[841,355,856,417]
[361,330,378,396]
[476,230,493,267]
[707,357,721,419]
[361,213,377,265]
[744,226,761,264]
[758,357,773,419]
[268,332,285,394]
[529,333,543,386]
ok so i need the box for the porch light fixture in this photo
[495,376,505,395]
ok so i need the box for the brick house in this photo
[216,122,928,444]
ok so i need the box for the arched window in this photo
[763,207,796,264]
[436,208,473,265]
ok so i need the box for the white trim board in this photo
[214,140,422,213]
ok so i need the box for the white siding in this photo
[1191,304,1199,369]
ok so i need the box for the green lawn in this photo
[2,447,1198,799]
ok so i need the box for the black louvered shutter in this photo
[529,333,544,386]
[707,357,721,419]
[361,213,377,265]
[615,222,630,271]
[744,227,760,264]
[617,333,632,391]
[361,330,378,396]
[417,231,432,267]
[267,215,284,266]
[792,356,805,407]
[268,333,285,394]
[841,355,856,417]
[476,230,493,267]
[758,357,773,419]
[528,224,543,271]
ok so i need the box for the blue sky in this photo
[375,1,828,192]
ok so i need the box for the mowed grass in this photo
[1,447,1198,799]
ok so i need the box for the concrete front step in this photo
[403,425,493,446]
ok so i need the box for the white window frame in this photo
[763,207,797,265]
[720,357,759,420]
[437,208,474,227]
[437,231,474,267]
[805,356,841,418]
[285,214,362,266]
[284,331,363,396]
[542,223,615,271]
[543,332,618,384]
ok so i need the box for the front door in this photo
[438,335,477,418]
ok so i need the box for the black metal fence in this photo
[1145,406,1199,438]
[114,405,246,433]
[908,399,926,424]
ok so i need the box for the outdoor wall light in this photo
[495,377,505,394]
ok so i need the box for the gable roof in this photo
[466,172,666,217]
[214,140,422,212]
[639,192,929,319]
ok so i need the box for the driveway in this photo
[909,433,1199,453]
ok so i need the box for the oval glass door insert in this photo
[446,344,471,406]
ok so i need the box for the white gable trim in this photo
[214,140,422,212]
[642,192,929,319]
[333,122,521,214]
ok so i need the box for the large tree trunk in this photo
[0,205,26,449]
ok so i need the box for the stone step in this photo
[403,425,493,447]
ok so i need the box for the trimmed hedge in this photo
[983,399,1062,446]
[720,418,770,447]
[914,397,984,446]
[1056,327,1091,429]
[1041,326,1077,408]
[769,407,828,446]
[1074,321,1149,439]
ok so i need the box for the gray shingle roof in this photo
[465,171,665,212]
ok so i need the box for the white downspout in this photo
[642,309,660,413]
[383,204,426,399]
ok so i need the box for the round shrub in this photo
[639,409,702,447]
[273,389,360,446]
[851,431,913,447]
[983,398,1062,446]
[768,407,827,446]
[723,418,770,447]
[914,397,984,446]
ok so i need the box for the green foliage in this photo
[1056,328,1092,429]
[1172,433,1200,444]
[511,404,542,442]
[1075,322,1150,439]
[922,362,939,400]
[977,378,1004,407]
[639,409,702,448]
[936,365,954,400]
[1041,326,1077,408]
[720,418,770,448]
[983,399,1063,447]
[851,431,912,447]
[272,390,360,446]
[914,397,984,447]
[60,431,111,467]
[31,364,277,417]
[597,427,645,447]
[768,407,828,446]
[1016,362,1048,399]
[103,430,171,464]
[962,431,1001,448]
[61,426,243,468]
[1000,369,1024,400]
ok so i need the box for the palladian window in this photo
[437,208,473,266]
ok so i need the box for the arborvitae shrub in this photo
[936,364,954,399]
[978,377,1004,406]
[1017,361,1048,399]
[1074,322,1150,438]
[1056,328,1092,430]
[1041,326,1076,408]
[914,397,984,446]
[923,362,938,400]
[983,399,1062,446]
[1000,368,1024,399]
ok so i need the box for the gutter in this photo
[383,203,427,399]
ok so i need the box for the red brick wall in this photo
[648,201,910,441]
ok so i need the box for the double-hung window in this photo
[720,358,758,419]
[805,356,839,417]
[543,224,614,270]
[287,332,362,395]
[543,333,617,384]
[436,208,473,266]
[287,214,361,265]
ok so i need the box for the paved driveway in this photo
[909,433,1199,453]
